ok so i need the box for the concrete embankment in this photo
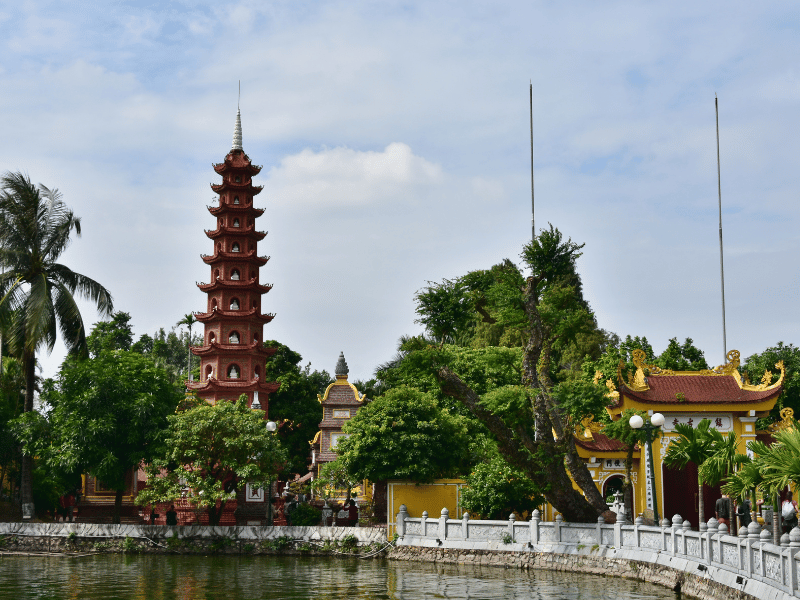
[0,523,390,557]
[388,544,769,600]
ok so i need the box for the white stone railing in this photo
[396,506,800,599]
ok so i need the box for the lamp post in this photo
[265,419,277,525]
[629,412,665,523]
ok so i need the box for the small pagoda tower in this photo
[310,352,365,478]
[187,109,280,411]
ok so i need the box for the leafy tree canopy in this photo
[337,386,471,482]
[743,342,800,423]
[32,349,182,521]
[262,340,331,476]
[86,311,134,356]
[137,396,286,526]
[459,455,545,520]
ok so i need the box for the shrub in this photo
[290,503,321,526]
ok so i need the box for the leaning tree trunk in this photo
[20,351,36,520]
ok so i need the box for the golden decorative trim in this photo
[770,407,795,432]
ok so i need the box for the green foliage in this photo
[502,533,512,544]
[262,340,330,476]
[137,396,287,526]
[736,426,800,497]
[654,337,709,371]
[459,456,544,519]
[121,536,137,553]
[337,386,471,482]
[339,534,358,550]
[37,350,181,494]
[313,459,360,499]
[86,311,134,356]
[261,535,294,551]
[743,342,800,422]
[289,502,322,526]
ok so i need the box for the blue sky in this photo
[1,1,799,382]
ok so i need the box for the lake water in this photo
[0,554,680,599]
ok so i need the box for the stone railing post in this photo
[439,508,449,541]
[746,521,761,578]
[421,511,429,537]
[530,509,540,545]
[462,512,470,539]
[614,513,623,548]
[789,527,800,596]
[671,514,682,556]
[634,515,643,549]
[508,513,516,543]
[396,504,408,537]
[717,522,727,563]
[596,515,604,546]
[554,514,563,543]
[705,517,718,564]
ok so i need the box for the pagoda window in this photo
[254,365,261,379]
[233,218,240,228]
[214,269,220,280]
[250,271,255,280]
[211,298,218,310]
[209,332,216,343]
[235,176,242,183]
[253,332,259,342]
[205,365,213,380]
[230,298,240,310]
[231,269,240,281]
[233,196,240,205]
[229,331,240,344]
[231,242,240,253]
[227,364,240,379]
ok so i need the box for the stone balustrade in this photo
[395,505,800,600]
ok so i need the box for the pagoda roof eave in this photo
[191,341,278,357]
[201,251,269,266]
[207,205,265,217]
[205,226,267,241]
[194,308,275,324]
[187,379,280,394]
[196,279,273,294]
[210,182,263,196]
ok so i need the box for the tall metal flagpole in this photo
[716,94,728,363]
[530,82,535,241]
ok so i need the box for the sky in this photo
[1,1,799,384]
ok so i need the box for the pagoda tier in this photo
[201,250,270,267]
[194,307,275,324]
[207,204,265,217]
[187,108,279,413]
[204,225,267,241]
[196,279,273,294]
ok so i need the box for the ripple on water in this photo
[0,554,679,600]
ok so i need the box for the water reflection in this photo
[0,554,678,600]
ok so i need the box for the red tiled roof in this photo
[574,432,629,452]
[621,375,781,404]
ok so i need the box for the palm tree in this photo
[0,172,112,519]
[663,419,715,527]
[176,313,197,378]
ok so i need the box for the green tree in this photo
[459,455,545,519]
[435,225,610,521]
[0,172,113,518]
[662,419,716,526]
[176,313,197,378]
[262,340,330,476]
[0,355,24,498]
[33,350,181,522]
[336,386,471,482]
[86,311,134,356]
[654,337,709,371]
[137,396,286,526]
[743,343,800,423]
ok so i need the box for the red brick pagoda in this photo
[187,109,280,412]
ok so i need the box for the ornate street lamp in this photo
[265,420,277,525]
[629,412,665,523]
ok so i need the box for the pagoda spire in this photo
[232,108,243,151]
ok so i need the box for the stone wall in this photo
[0,522,390,556]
